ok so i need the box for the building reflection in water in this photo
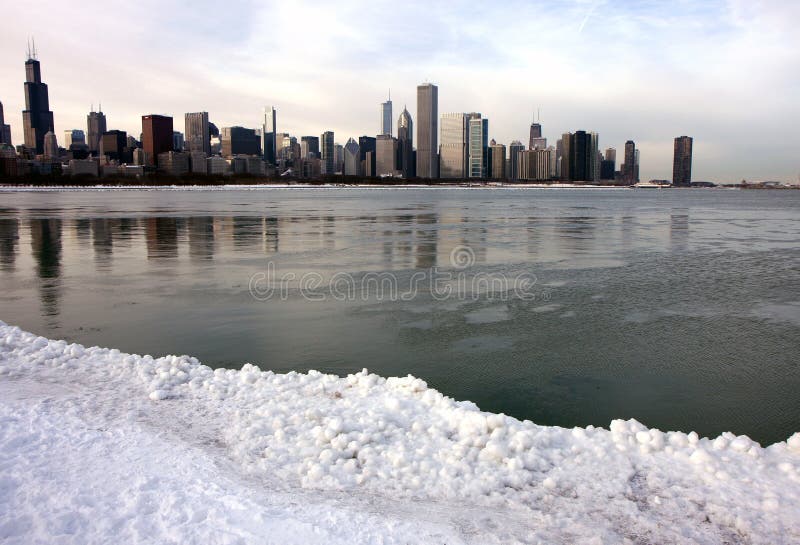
[670,211,690,250]
[188,217,215,261]
[555,215,597,253]
[146,217,179,259]
[0,217,19,272]
[263,217,279,254]
[415,213,438,269]
[91,218,114,268]
[232,216,263,249]
[29,218,63,320]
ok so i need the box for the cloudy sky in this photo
[2,0,798,182]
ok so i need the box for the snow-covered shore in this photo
[0,320,798,544]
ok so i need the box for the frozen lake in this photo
[1,186,798,444]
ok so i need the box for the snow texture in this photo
[0,320,798,544]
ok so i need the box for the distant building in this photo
[43,131,58,159]
[528,122,546,150]
[69,159,99,177]
[334,143,344,174]
[300,136,320,159]
[380,94,392,136]
[158,151,189,176]
[488,142,506,179]
[185,112,210,155]
[358,136,376,177]
[142,115,173,166]
[508,140,524,181]
[320,131,334,174]
[604,147,616,164]
[397,107,414,178]
[600,160,615,180]
[440,113,467,178]
[673,136,693,186]
[262,107,277,165]
[64,129,85,148]
[221,126,260,158]
[560,131,597,182]
[22,46,55,154]
[468,114,488,178]
[343,138,360,176]
[519,148,554,181]
[0,101,12,145]
[376,134,398,176]
[416,83,438,178]
[87,110,107,155]
[172,132,184,152]
[189,151,207,174]
[207,156,228,175]
[101,130,127,162]
[622,140,637,183]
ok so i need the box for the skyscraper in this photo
[376,134,398,176]
[64,129,85,148]
[43,131,58,159]
[0,101,11,145]
[142,115,174,166]
[560,131,595,182]
[529,121,546,150]
[185,112,210,155]
[221,127,260,157]
[358,136,376,177]
[440,113,467,178]
[101,130,127,162]
[397,107,414,178]
[622,140,637,183]
[508,140,524,180]
[380,93,392,136]
[320,131,334,174]
[262,107,277,165]
[343,138,360,176]
[300,136,320,159]
[673,136,693,186]
[22,42,55,154]
[87,109,107,155]
[468,114,488,178]
[416,83,438,179]
[489,142,506,179]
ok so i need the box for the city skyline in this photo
[1,1,799,182]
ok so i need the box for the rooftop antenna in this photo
[538,107,541,123]
[32,37,37,60]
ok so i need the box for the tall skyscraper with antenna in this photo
[22,39,55,154]
[529,109,546,150]
[87,107,107,155]
[380,92,392,136]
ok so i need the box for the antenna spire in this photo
[32,37,37,60]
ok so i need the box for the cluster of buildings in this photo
[0,46,694,186]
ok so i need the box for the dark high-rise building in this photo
[600,160,615,180]
[142,115,174,166]
[87,109,107,155]
[101,130,127,162]
[673,136,693,186]
[0,101,11,145]
[559,131,594,182]
[622,140,637,183]
[358,136,376,177]
[529,122,546,150]
[397,107,414,178]
[221,126,260,157]
[262,107,277,165]
[320,131,334,174]
[508,140,524,180]
[416,83,438,178]
[185,112,210,155]
[300,136,320,159]
[22,44,55,154]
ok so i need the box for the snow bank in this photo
[0,320,798,544]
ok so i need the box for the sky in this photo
[1,0,798,182]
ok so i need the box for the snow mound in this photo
[0,320,798,544]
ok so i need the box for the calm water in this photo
[1,187,798,444]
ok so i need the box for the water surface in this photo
[1,187,798,444]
